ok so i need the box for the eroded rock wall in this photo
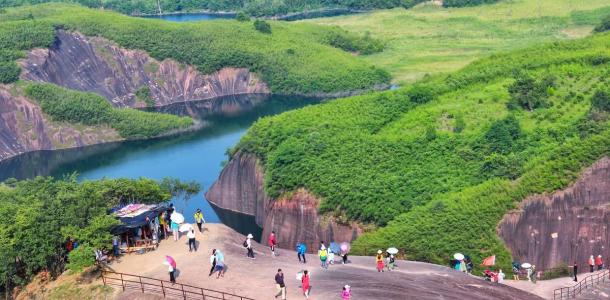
[20,30,268,108]
[0,85,120,161]
[498,157,610,271]
[206,151,363,251]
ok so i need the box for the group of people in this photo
[375,250,396,272]
[571,254,605,282]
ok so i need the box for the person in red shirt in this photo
[268,231,277,257]
[589,255,595,273]
[596,255,604,271]
[301,270,310,299]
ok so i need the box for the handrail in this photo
[101,270,256,300]
[553,269,609,299]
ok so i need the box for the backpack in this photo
[320,249,327,260]
[243,240,248,248]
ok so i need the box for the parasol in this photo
[387,247,399,255]
[170,212,184,224]
[165,255,176,269]
[179,223,193,232]
[521,263,532,269]
[329,242,340,254]
[340,242,350,253]
[453,253,465,260]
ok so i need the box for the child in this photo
[302,270,310,299]
[328,251,335,265]
[376,250,384,272]
[319,248,328,269]
[342,285,351,300]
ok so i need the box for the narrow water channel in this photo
[0,94,321,240]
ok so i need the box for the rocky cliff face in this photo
[498,157,610,271]
[20,30,268,108]
[0,85,120,161]
[206,151,363,252]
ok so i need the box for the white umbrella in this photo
[170,212,184,224]
[453,253,465,260]
[521,263,532,269]
[387,247,399,255]
[179,223,193,233]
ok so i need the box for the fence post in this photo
[200,287,205,300]
[120,273,125,291]
[140,276,144,293]
[181,284,186,300]
[161,280,166,297]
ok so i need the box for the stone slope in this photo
[0,85,120,161]
[206,151,363,252]
[498,157,610,271]
[20,30,269,108]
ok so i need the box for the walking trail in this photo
[108,224,543,300]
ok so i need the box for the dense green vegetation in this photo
[234,32,610,272]
[0,3,389,94]
[0,0,495,17]
[595,14,610,32]
[308,0,610,83]
[0,176,172,290]
[25,83,193,139]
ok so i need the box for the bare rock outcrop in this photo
[206,151,363,251]
[498,157,610,271]
[20,30,268,108]
[0,85,120,161]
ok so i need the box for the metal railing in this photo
[553,269,610,299]
[101,270,255,300]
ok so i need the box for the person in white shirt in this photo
[246,234,255,259]
[168,264,176,284]
[187,229,197,252]
[497,269,505,284]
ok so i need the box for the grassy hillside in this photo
[234,31,610,271]
[0,0,498,17]
[0,3,389,95]
[307,0,610,83]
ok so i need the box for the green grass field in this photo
[306,0,610,83]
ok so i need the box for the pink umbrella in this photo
[165,255,176,269]
[340,242,350,253]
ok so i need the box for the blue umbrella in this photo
[329,242,340,254]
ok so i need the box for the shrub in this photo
[484,115,522,154]
[235,11,250,22]
[66,245,95,273]
[454,114,465,133]
[443,0,499,8]
[594,14,610,33]
[406,84,434,104]
[507,73,554,111]
[135,86,155,107]
[591,89,610,112]
[253,19,271,34]
[0,61,20,83]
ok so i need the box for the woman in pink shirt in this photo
[301,270,310,299]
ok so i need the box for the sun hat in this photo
[247,233,254,238]
[377,250,382,254]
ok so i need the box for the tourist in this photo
[301,270,310,299]
[341,285,351,300]
[497,269,505,284]
[171,220,179,241]
[168,263,176,284]
[573,261,578,282]
[297,242,307,263]
[328,250,335,265]
[209,249,217,276]
[214,250,225,278]
[376,250,384,272]
[531,265,537,284]
[246,233,255,259]
[596,255,603,271]
[342,252,348,265]
[387,254,395,271]
[194,209,205,233]
[459,259,467,273]
[269,231,277,257]
[275,268,286,300]
[112,235,120,256]
[159,212,167,239]
[187,229,196,252]
[512,263,520,280]
[465,256,473,274]
[319,247,328,269]
[589,255,595,273]
[320,241,326,250]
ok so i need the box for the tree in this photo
[236,11,250,22]
[591,90,610,112]
[594,14,610,33]
[159,178,201,212]
[507,72,553,111]
[484,115,522,154]
[253,19,271,34]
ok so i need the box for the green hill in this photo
[0,0,498,17]
[233,31,610,271]
[0,3,390,95]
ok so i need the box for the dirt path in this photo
[504,271,609,300]
[108,224,543,300]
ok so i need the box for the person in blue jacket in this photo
[297,242,307,263]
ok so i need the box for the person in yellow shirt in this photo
[194,209,206,233]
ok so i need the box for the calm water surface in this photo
[0,94,320,238]
[142,13,234,22]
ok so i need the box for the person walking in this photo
[171,220,179,242]
[319,247,328,269]
[573,261,578,282]
[531,265,537,284]
[194,209,206,233]
[245,233,255,259]
[341,285,351,300]
[387,254,395,271]
[328,250,335,265]
[342,252,348,264]
[209,249,217,276]
[297,242,307,263]
[589,255,595,273]
[168,263,176,284]
[269,231,277,257]
[187,229,197,252]
[275,269,286,299]
[376,250,385,272]
[112,235,120,256]
[596,255,603,271]
[301,270,310,299]
[497,269,505,284]
[214,250,225,278]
